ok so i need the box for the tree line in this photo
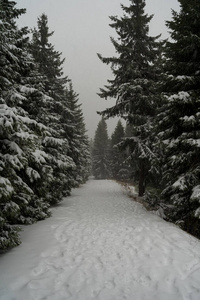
[92,0,200,239]
[1,0,200,247]
[92,118,129,181]
[0,1,90,249]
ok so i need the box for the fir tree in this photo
[63,83,91,185]
[30,14,76,203]
[97,0,162,196]
[31,14,66,96]
[110,120,129,180]
[92,118,110,179]
[157,0,200,237]
[0,4,90,250]
[0,0,50,248]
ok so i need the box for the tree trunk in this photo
[139,162,145,197]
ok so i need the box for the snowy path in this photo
[1,180,200,300]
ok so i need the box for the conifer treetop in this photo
[97,0,161,124]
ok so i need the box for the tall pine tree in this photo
[30,14,76,203]
[0,5,90,249]
[64,83,91,185]
[0,0,51,249]
[157,0,200,237]
[97,0,162,196]
[110,120,129,180]
[92,118,110,179]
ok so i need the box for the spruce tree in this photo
[157,0,200,237]
[30,14,76,202]
[97,0,162,196]
[92,118,110,179]
[110,120,129,180]
[63,83,91,185]
[0,3,90,249]
[31,14,66,97]
[0,0,51,248]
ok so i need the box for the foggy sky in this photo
[15,0,180,138]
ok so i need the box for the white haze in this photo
[15,0,180,138]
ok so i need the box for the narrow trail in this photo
[0,180,200,300]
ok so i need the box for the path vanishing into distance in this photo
[0,180,200,300]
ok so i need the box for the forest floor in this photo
[0,179,200,300]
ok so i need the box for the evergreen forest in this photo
[1,0,200,250]
[92,0,200,239]
[0,1,90,249]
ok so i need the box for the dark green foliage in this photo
[110,120,130,180]
[92,118,110,179]
[30,14,78,203]
[0,215,21,249]
[0,0,51,247]
[156,0,200,237]
[63,83,91,185]
[97,0,162,196]
[31,14,67,96]
[0,2,90,249]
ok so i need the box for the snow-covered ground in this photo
[0,180,200,300]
